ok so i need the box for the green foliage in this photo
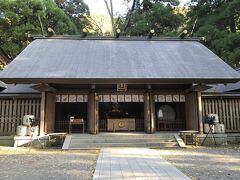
[55,0,90,33]
[123,1,183,36]
[0,0,79,57]
[187,0,240,67]
[205,115,215,125]
[43,0,78,35]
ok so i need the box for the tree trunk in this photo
[124,0,138,32]
[104,0,115,36]
[230,16,236,33]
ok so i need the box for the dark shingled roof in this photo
[0,84,39,94]
[0,38,240,84]
[206,68,240,93]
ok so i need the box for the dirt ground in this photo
[0,147,99,180]
[158,145,240,180]
[1,145,240,180]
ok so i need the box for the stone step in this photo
[71,133,176,136]
[63,133,182,149]
[71,135,176,140]
[69,142,179,149]
[70,138,176,143]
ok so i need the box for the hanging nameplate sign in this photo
[103,95,110,102]
[173,95,180,102]
[84,95,88,102]
[165,95,173,102]
[117,83,127,92]
[117,95,125,102]
[69,95,77,102]
[111,95,118,102]
[98,95,103,102]
[180,95,185,102]
[56,95,61,102]
[76,95,84,102]
[61,95,69,102]
[132,95,139,102]
[125,95,132,102]
[158,95,165,102]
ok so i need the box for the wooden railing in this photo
[99,119,107,132]
[55,120,69,133]
[0,98,41,135]
[202,98,240,132]
[156,120,185,131]
[55,119,87,133]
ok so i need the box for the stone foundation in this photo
[0,136,14,146]
[197,133,227,146]
[14,135,49,147]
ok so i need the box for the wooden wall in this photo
[202,97,240,132]
[44,92,56,134]
[0,98,41,135]
[185,92,200,131]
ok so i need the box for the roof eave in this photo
[1,78,239,85]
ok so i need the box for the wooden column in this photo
[185,91,200,131]
[40,91,46,135]
[88,92,99,134]
[198,92,203,134]
[44,92,56,134]
[144,92,156,133]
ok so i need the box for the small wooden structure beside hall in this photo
[0,36,240,136]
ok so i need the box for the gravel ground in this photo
[0,147,99,180]
[157,145,240,180]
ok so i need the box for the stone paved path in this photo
[93,148,190,180]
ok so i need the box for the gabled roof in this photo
[0,81,7,91]
[0,38,240,84]
[206,68,240,93]
[0,84,39,94]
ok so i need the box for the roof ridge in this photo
[29,35,202,42]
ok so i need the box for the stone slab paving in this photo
[93,148,190,180]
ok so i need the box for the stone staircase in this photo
[62,132,185,149]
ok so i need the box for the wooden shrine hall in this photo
[0,36,240,135]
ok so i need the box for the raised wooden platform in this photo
[62,132,184,149]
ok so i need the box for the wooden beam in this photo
[185,92,199,131]
[31,83,56,92]
[150,92,156,133]
[44,92,56,134]
[88,92,99,134]
[40,91,46,135]
[184,84,212,93]
[144,92,156,133]
[198,92,203,134]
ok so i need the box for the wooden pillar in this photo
[44,92,56,134]
[144,92,156,133]
[40,91,46,135]
[198,92,203,134]
[88,92,99,134]
[185,91,201,131]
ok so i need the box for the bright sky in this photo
[84,0,191,15]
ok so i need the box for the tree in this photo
[55,0,90,33]
[104,0,115,36]
[122,0,183,36]
[88,15,111,36]
[43,0,78,35]
[0,0,78,58]
[186,0,240,67]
